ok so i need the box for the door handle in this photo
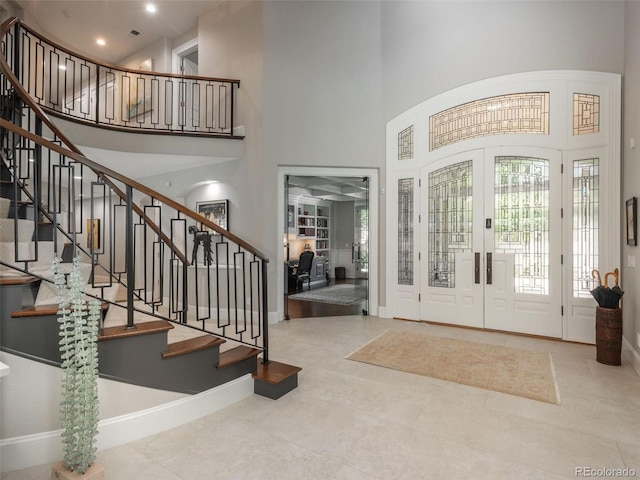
[474,252,480,284]
[486,252,492,285]
[351,243,355,263]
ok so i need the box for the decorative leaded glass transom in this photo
[573,93,600,135]
[398,125,414,160]
[572,158,599,298]
[494,156,549,295]
[428,160,473,288]
[398,178,414,285]
[429,93,550,151]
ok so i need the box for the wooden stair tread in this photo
[252,361,302,385]
[217,346,261,369]
[12,302,108,318]
[0,275,38,286]
[98,320,174,341]
[162,335,225,359]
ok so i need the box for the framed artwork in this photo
[627,197,637,246]
[196,200,229,233]
[127,58,153,119]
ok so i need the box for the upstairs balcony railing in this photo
[0,17,268,361]
[4,19,241,138]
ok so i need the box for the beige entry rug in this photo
[347,329,560,405]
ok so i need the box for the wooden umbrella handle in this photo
[592,269,602,286]
[604,268,619,288]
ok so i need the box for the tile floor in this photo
[4,315,640,479]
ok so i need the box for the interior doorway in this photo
[172,39,199,128]
[278,169,378,321]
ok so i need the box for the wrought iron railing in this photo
[3,18,241,138]
[0,17,269,361]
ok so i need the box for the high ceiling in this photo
[9,0,218,64]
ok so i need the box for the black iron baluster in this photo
[125,185,135,329]
[261,258,269,364]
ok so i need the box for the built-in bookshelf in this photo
[316,205,330,255]
[289,198,331,256]
[297,203,316,238]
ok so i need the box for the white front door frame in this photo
[276,166,379,321]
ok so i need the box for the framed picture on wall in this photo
[626,197,637,246]
[196,200,229,233]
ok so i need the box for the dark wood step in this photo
[252,360,302,385]
[0,275,38,286]
[217,345,261,369]
[252,360,302,399]
[98,320,174,342]
[162,335,225,359]
[11,302,109,318]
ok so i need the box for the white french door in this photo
[420,147,563,337]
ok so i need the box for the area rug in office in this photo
[347,330,560,404]
[288,284,367,305]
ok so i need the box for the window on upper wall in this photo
[573,93,600,135]
[398,125,414,160]
[429,93,550,151]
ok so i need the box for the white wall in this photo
[623,1,640,362]
[198,1,264,250]
[263,0,384,304]
[381,1,625,121]
[118,36,173,73]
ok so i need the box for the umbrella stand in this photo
[593,268,623,366]
[595,306,622,366]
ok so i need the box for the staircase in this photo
[0,16,300,402]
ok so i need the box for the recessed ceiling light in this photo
[145,4,157,13]
[58,65,66,70]
[96,38,106,46]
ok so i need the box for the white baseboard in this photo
[622,336,640,378]
[0,375,253,473]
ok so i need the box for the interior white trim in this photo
[172,38,198,75]
[623,336,640,378]
[0,375,253,473]
[276,166,379,321]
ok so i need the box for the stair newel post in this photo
[125,185,135,330]
[261,258,269,364]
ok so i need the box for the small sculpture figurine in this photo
[188,225,214,265]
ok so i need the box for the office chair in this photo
[296,251,314,292]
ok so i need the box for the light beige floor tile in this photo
[618,440,640,469]
[4,315,640,480]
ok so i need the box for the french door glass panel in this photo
[420,151,484,329]
[484,147,562,337]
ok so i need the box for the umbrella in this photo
[590,269,607,307]
[602,268,624,309]
[590,268,624,309]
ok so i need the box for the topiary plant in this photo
[52,256,100,474]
